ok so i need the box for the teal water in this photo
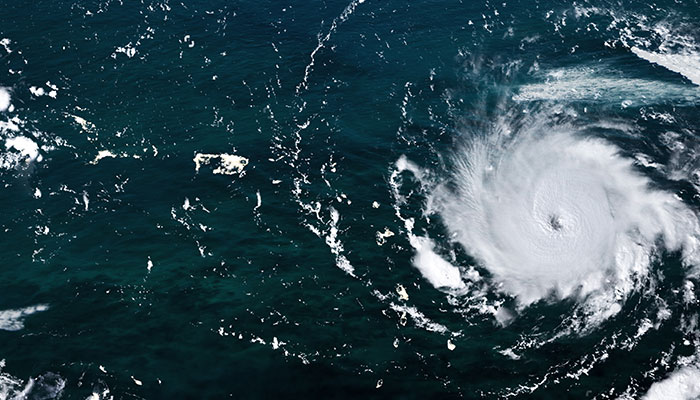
[1,0,700,398]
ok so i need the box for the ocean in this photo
[1,0,700,398]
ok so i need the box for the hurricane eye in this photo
[548,214,563,231]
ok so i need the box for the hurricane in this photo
[429,114,700,308]
[2,0,700,398]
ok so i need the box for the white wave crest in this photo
[427,121,700,307]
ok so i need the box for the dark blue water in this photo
[1,0,700,398]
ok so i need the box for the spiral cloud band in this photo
[426,124,700,307]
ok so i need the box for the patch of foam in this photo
[426,117,700,307]
[0,88,10,111]
[193,153,248,176]
[643,366,700,400]
[0,304,49,331]
[632,47,700,86]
